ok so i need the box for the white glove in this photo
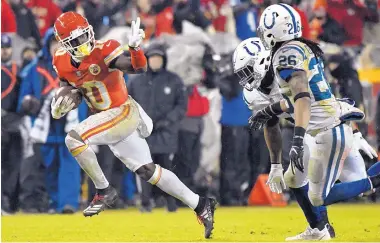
[128,17,145,48]
[353,131,378,159]
[266,163,286,194]
[51,95,75,119]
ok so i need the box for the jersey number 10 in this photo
[81,81,112,110]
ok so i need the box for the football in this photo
[54,86,83,110]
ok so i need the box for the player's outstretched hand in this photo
[51,95,75,119]
[128,17,145,48]
[354,131,378,159]
[266,163,286,194]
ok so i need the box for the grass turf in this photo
[2,204,380,242]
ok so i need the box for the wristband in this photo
[264,101,283,116]
[129,47,147,70]
[294,92,310,102]
[294,126,306,138]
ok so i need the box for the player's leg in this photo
[65,103,139,216]
[339,146,375,196]
[109,130,217,239]
[284,136,333,241]
[308,124,377,206]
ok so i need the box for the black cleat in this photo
[326,223,335,238]
[196,198,217,239]
[83,186,118,217]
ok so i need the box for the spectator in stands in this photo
[309,2,347,45]
[9,0,41,49]
[151,0,176,37]
[63,0,128,38]
[25,0,62,38]
[20,47,37,70]
[128,44,187,212]
[172,0,214,33]
[1,0,17,34]
[200,0,236,33]
[18,28,87,214]
[231,0,260,40]
[1,35,22,215]
[326,0,379,48]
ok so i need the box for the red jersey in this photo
[25,0,62,37]
[53,39,128,112]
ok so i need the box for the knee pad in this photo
[284,167,308,188]
[308,190,324,207]
[65,130,88,156]
[147,164,162,185]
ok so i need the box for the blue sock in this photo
[290,184,326,229]
[324,178,372,206]
[367,161,380,177]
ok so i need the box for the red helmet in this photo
[54,12,95,58]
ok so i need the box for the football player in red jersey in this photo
[51,12,216,238]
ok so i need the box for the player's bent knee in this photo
[308,191,324,206]
[65,130,88,156]
[135,162,157,182]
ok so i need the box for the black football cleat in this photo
[326,223,335,238]
[83,186,118,217]
[196,198,217,239]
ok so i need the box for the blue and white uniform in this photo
[270,40,367,205]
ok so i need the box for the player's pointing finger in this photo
[135,17,140,30]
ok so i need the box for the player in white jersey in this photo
[233,37,380,240]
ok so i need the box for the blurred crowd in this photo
[2,0,380,215]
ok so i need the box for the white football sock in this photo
[74,146,109,189]
[149,165,199,209]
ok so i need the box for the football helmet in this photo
[232,37,271,91]
[257,3,302,50]
[54,12,95,58]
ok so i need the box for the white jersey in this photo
[271,40,342,134]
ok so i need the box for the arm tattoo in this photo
[264,121,282,164]
[289,70,311,129]
[289,71,308,94]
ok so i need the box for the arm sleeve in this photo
[1,0,17,33]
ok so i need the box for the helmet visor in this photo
[235,61,263,91]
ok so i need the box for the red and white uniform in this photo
[54,39,128,112]
[53,39,153,171]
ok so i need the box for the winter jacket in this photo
[10,2,41,49]
[128,45,187,154]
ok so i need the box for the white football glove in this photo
[51,95,75,119]
[353,131,377,159]
[266,163,286,194]
[128,17,145,48]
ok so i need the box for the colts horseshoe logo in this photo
[264,12,277,29]
[89,64,101,75]
[243,41,262,56]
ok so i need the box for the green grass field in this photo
[2,204,380,242]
